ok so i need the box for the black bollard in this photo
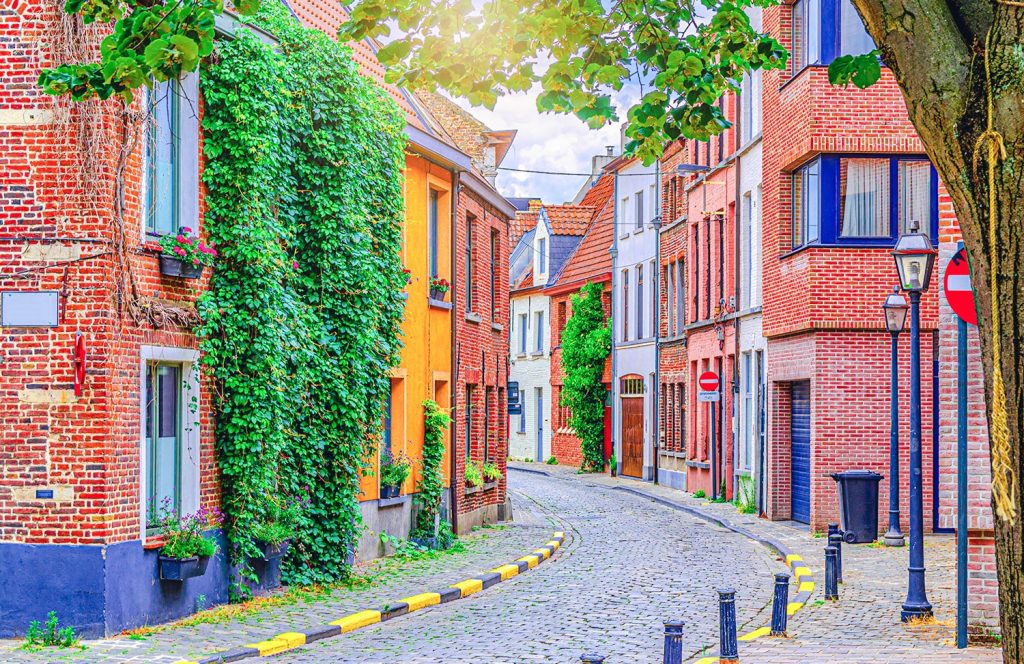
[827,522,839,539]
[718,588,739,662]
[662,620,683,664]
[770,572,791,636]
[825,545,839,600]
[580,655,605,663]
[828,532,844,584]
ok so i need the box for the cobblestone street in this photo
[0,467,1003,663]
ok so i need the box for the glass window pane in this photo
[806,161,820,242]
[148,364,180,527]
[429,190,439,276]
[147,81,178,236]
[899,161,931,238]
[792,169,804,246]
[793,0,804,70]
[840,0,876,56]
[839,158,890,237]
[806,0,820,65]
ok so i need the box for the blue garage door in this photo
[790,381,811,524]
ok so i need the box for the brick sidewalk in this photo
[522,462,1001,663]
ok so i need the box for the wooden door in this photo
[621,396,644,478]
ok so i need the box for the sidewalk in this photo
[515,461,1002,663]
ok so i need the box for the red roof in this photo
[548,171,616,290]
[511,210,538,245]
[545,204,595,236]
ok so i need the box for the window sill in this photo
[464,484,483,496]
[143,536,166,550]
[685,460,711,469]
[515,352,528,359]
[378,495,410,509]
[465,312,482,324]
[491,322,504,332]
[428,297,453,310]
[529,351,545,358]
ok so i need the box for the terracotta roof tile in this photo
[550,172,616,288]
[511,211,538,245]
[545,204,595,236]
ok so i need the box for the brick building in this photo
[0,0,512,636]
[545,169,617,467]
[760,0,942,531]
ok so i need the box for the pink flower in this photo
[176,235,186,243]
[193,258,200,266]
[210,248,218,257]
[173,246,186,256]
[292,261,299,270]
[180,226,192,234]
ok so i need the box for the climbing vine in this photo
[412,400,452,547]
[560,282,612,473]
[198,2,406,584]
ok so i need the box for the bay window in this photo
[792,160,821,248]
[792,0,877,74]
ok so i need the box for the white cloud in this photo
[454,85,640,204]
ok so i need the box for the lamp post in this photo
[892,222,936,622]
[882,286,908,547]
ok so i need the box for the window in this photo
[692,224,699,322]
[650,260,656,335]
[147,82,178,236]
[465,214,475,312]
[675,260,685,329]
[622,269,630,341]
[794,0,876,73]
[145,363,182,528]
[484,387,492,462]
[717,97,726,162]
[840,0,875,57]
[429,189,440,277]
[667,263,675,337]
[740,71,763,144]
[622,197,630,230]
[793,156,937,249]
[636,264,644,339]
[383,381,393,454]
[534,310,545,352]
[792,159,821,248]
[635,192,644,230]
[793,0,821,71]
[518,389,526,433]
[538,236,547,274]
[490,229,499,314]
[621,375,644,395]
[465,385,474,460]
[742,352,752,471]
[518,313,528,353]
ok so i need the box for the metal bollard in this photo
[580,655,606,663]
[827,522,839,539]
[718,588,739,662]
[825,546,839,600]
[662,620,683,664]
[770,572,791,636]
[828,532,844,584]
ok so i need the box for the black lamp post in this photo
[882,286,908,547]
[892,221,935,622]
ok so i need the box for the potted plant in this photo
[482,461,502,487]
[156,504,221,581]
[402,268,412,284]
[157,227,216,279]
[464,459,484,488]
[380,450,412,499]
[429,276,450,301]
[252,497,304,561]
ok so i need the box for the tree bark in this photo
[850,1,1024,659]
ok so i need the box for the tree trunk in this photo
[849,2,1024,658]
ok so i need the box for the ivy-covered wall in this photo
[198,3,407,585]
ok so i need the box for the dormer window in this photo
[537,237,547,275]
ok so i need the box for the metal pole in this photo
[770,573,790,636]
[825,546,838,600]
[956,317,968,648]
[901,290,933,621]
[711,399,717,500]
[718,588,738,662]
[662,620,683,664]
[828,533,843,584]
[885,330,905,546]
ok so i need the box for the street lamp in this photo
[892,221,935,622]
[882,286,908,547]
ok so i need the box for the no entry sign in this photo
[698,371,720,392]
[944,247,977,326]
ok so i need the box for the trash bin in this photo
[831,470,883,543]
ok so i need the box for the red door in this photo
[603,405,612,464]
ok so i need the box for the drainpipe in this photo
[733,100,743,502]
[449,170,460,536]
[653,161,661,485]
[610,171,619,475]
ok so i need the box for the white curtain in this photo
[899,161,931,236]
[841,158,889,237]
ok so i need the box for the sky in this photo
[453,85,640,205]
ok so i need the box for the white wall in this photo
[509,293,552,461]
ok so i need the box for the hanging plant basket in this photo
[255,540,290,562]
[159,255,204,279]
[158,555,211,581]
[380,483,401,499]
[429,288,448,301]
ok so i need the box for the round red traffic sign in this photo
[943,247,977,326]
[698,371,720,392]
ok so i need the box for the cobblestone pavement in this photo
[0,469,781,663]
[531,463,1002,663]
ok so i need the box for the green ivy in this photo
[412,400,451,544]
[560,282,611,473]
[198,2,406,585]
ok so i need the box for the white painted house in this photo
[611,158,660,480]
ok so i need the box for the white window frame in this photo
[138,345,201,540]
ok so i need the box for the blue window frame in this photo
[793,0,875,73]
[791,155,938,250]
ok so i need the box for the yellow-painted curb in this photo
[798,580,815,593]
[553,531,565,539]
[245,637,294,657]
[738,626,771,642]
[534,547,552,560]
[171,661,197,664]
[786,601,804,616]
[695,657,718,664]
[400,592,441,612]
[451,579,484,597]
[492,564,521,580]
[329,609,382,633]
[517,554,540,568]
[546,539,561,551]
[785,553,802,565]
[793,565,812,580]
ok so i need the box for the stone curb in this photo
[507,465,552,477]
[170,531,566,663]
[608,485,815,662]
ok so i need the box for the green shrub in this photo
[693,489,706,499]
[412,400,452,547]
[22,612,78,651]
[465,460,484,487]
[251,497,305,546]
[546,456,558,465]
[482,461,502,482]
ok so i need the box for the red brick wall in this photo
[452,184,510,521]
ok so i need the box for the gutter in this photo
[460,169,518,219]
[653,160,661,486]
[405,125,473,172]
[449,170,461,536]
[610,172,619,475]
[733,116,742,502]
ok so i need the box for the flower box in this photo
[256,540,290,561]
[159,555,210,581]
[159,255,204,279]
[429,288,448,301]
[380,483,401,499]
[482,481,497,492]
